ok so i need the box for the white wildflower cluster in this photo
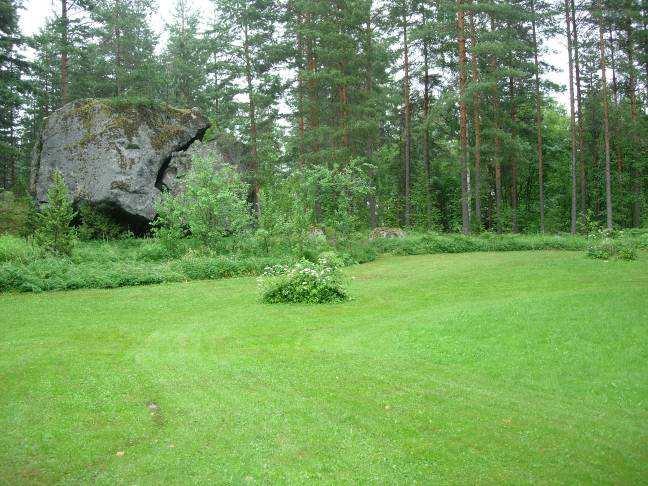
[258,256,348,304]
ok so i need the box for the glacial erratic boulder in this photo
[30,98,214,223]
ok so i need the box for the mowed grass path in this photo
[1,251,647,484]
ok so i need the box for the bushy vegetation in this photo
[77,202,124,241]
[259,255,348,304]
[586,232,640,261]
[0,163,644,295]
[33,171,77,256]
[154,159,251,249]
[0,234,42,264]
[0,191,34,236]
[370,232,591,255]
[0,229,643,294]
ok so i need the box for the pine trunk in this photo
[470,8,481,230]
[365,8,378,228]
[531,0,545,232]
[243,20,261,219]
[597,0,613,230]
[60,0,69,105]
[565,0,578,234]
[457,0,470,235]
[570,0,586,226]
[489,17,502,234]
[402,8,411,227]
[625,19,641,226]
[509,76,518,233]
[296,13,305,168]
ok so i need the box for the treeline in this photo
[1,0,646,233]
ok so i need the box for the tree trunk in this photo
[625,17,641,226]
[470,7,481,230]
[531,0,545,232]
[243,19,261,219]
[402,7,411,227]
[304,11,321,222]
[570,0,586,227]
[296,13,306,168]
[608,26,624,180]
[509,76,518,233]
[565,0,578,234]
[423,8,433,228]
[489,16,502,234]
[457,0,470,235]
[597,0,613,230]
[365,7,378,228]
[60,0,69,105]
[114,3,122,97]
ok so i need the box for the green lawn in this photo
[1,251,647,483]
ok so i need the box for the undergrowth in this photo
[0,231,644,294]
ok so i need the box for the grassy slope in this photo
[1,251,647,484]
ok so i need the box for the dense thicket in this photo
[2,0,646,233]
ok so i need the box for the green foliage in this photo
[303,161,373,235]
[615,241,638,261]
[154,158,251,249]
[586,239,617,260]
[34,171,77,256]
[0,235,42,264]
[0,192,33,235]
[371,232,591,256]
[136,240,171,262]
[259,257,348,304]
[585,237,639,261]
[77,203,123,241]
[1,228,644,294]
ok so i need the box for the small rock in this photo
[116,451,125,457]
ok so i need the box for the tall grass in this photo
[0,231,643,294]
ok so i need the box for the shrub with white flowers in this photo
[258,255,348,304]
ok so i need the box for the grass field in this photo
[1,251,647,483]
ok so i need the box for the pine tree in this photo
[163,0,209,108]
[0,0,29,190]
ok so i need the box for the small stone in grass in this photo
[116,451,125,457]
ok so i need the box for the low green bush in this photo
[370,232,590,256]
[77,203,123,241]
[616,241,637,261]
[637,233,648,250]
[259,257,348,304]
[137,240,171,262]
[0,235,42,264]
[34,171,77,256]
[587,238,617,260]
[0,230,642,295]
[0,192,34,236]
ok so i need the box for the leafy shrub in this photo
[154,158,251,248]
[137,240,171,261]
[259,257,348,304]
[637,233,648,250]
[587,238,616,260]
[173,253,280,280]
[0,235,42,263]
[616,241,637,261]
[34,171,77,256]
[0,191,35,236]
[77,203,123,240]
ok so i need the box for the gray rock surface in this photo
[30,99,212,221]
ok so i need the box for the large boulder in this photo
[30,98,213,223]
